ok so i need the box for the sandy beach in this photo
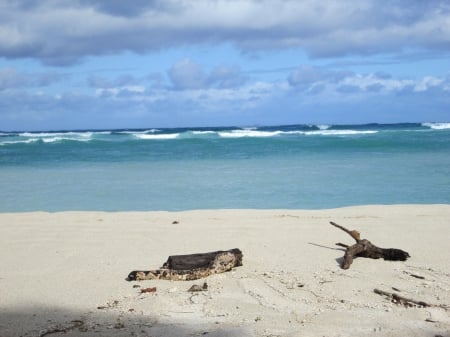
[1,205,449,337]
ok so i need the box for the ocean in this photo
[1,123,449,212]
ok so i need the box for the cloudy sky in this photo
[0,0,449,131]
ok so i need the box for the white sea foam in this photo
[42,137,61,143]
[218,130,282,138]
[216,128,377,138]
[5,131,95,144]
[19,132,51,137]
[304,130,378,136]
[317,124,331,130]
[422,122,450,130]
[134,133,179,140]
[118,129,160,135]
[192,131,216,135]
[283,131,306,135]
[16,132,94,145]
[0,138,40,146]
[41,136,92,143]
[3,128,381,144]
[19,131,93,138]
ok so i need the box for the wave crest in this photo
[218,130,282,138]
[134,133,179,140]
[305,130,378,136]
[422,122,450,130]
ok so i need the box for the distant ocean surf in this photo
[1,123,449,212]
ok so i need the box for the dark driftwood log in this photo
[331,222,410,269]
[127,248,243,281]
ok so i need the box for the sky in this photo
[0,0,449,131]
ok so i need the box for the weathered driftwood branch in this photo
[330,221,410,269]
[127,248,243,281]
[374,288,449,309]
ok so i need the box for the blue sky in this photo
[0,0,449,131]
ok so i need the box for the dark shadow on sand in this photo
[0,305,250,337]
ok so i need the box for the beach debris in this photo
[127,248,243,281]
[172,220,179,224]
[374,288,449,309]
[188,282,208,292]
[140,287,157,293]
[97,300,119,310]
[330,221,410,269]
[39,320,84,337]
[403,271,426,279]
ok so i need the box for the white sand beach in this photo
[1,205,449,337]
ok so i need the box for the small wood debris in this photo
[140,287,157,293]
[403,271,425,279]
[97,300,119,310]
[374,288,448,309]
[188,282,208,292]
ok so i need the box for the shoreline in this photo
[1,202,449,213]
[1,205,449,336]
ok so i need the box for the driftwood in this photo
[331,221,410,269]
[127,248,243,281]
[374,288,449,309]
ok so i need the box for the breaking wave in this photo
[2,122,449,146]
[422,122,450,130]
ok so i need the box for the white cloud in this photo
[1,0,449,65]
[287,65,450,97]
[414,76,444,92]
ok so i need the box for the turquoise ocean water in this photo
[1,123,449,212]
